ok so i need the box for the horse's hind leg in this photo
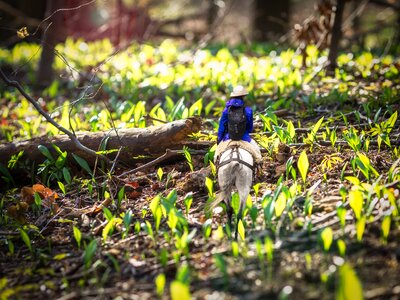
[218,166,234,231]
[234,174,252,240]
[220,186,233,229]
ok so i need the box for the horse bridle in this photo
[217,146,254,172]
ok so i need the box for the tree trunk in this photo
[0,118,202,167]
[36,0,66,88]
[327,0,346,72]
[252,0,290,41]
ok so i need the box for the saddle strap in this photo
[217,157,254,172]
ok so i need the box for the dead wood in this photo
[0,117,202,167]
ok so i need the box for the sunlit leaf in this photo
[170,281,191,300]
[231,193,240,216]
[157,167,163,181]
[231,241,239,257]
[349,189,363,220]
[337,239,346,257]
[238,219,245,241]
[274,192,286,217]
[205,177,214,197]
[155,273,166,296]
[381,215,391,244]
[264,236,274,263]
[58,181,66,194]
[17,27,29,39]
[345,176,360,186]
[356,216,366,242]
[287,121,295,140]
[53,253,69,260]
[336,263,364,300]
[298,150,309,184]
[73,226,82,248]
[320,227,333,252]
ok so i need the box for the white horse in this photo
[212,145,254,239]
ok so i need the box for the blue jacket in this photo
[217,98,253,143]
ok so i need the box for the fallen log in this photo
[0,117,202,167]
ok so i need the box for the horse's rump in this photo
[218,146,254,171]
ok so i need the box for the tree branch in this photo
[0,68,112,164]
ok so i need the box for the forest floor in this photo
[1,109,400,300]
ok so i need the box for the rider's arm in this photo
[217,108,229,144]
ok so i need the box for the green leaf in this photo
[336,263,364,300]
[264,236,274,263]
[183,146,194,172]
[183,192,193,216]
[53,253,69,260]
[34,192,42,207]
[155,273,166,296]
[72,154,93,176]
[103,207,113,221]
[62,167,72,184]
[0,162,15,185]
[213,254,227,279]
[55,150,67,169]
[385,111,397,133]
[231,193,240,216]
[117,186,125,203]
[231,241,239,257]
[73,226,82,248]
[298,150,309,184]
[320,227,333,252]
[58,181,66,194]
[19,228,32,253]
[238,219,245,241]
[170,281,191,300]
[176,263,190,284]
[287,120,295,140]
[38,145,54,161]
[307,116,324,142]
[337,206,347,228]
[83,239,98,269]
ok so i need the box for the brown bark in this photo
[36,0,66,87]
[0,118,202,167]
[327,0,346,72]
[253,0,290,41]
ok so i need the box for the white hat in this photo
[230,85,248,97]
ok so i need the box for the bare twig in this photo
[0,68,112,164]
[117,149,183,178]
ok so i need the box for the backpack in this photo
[227,106,247,140]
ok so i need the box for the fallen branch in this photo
[118,148,181,178]
[0,117,202,167]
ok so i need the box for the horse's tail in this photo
[206,161,240,214]
[205,191,224,215]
